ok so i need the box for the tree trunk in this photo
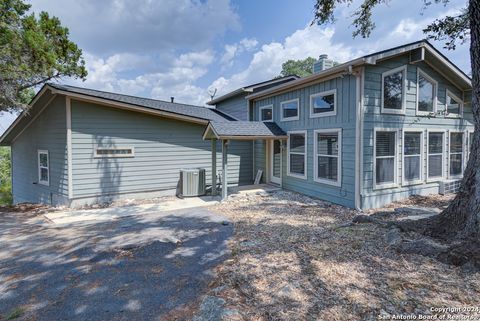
[428,0,480,240]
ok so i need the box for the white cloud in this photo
[220,38,258,67]
[210,27,359,96]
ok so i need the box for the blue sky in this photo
[0,0,470,133]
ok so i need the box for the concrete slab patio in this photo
[0,205,232,321]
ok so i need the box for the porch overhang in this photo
[202,121,287,141]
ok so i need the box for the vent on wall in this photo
[439,180,462,195]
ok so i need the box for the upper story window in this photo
[287,131,307,179]
[381,66,406,114]
[280,99,299,121]
[310,89,336,118]
[259,105,273,122]
[314,129,341,186]
[38,150,49,186]
[417,70,437,115]
[95,147,134,158]
[446,90,463,118]
[375,130,397,188]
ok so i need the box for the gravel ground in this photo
[0,206,232,321]
[205,191,480,321]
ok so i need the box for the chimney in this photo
[170,97,174,103]
[313,54,336,74]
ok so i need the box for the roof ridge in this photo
[48,83,210,109]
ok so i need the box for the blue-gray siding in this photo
[70,100,253,203]
[361,54,474,208]
[11,95,68,205]
[214,94,248,120]
[253,75,358,208]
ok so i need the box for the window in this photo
[403,131,423,184]
[95,147,134,158]
[446,90,463,117]
[38,150,49,186]
[310,89,336,117]
[469,131,474,159]
[287,131,306,178]
[382,66,406,114]
[417,70,437,114]
[375,130,397,187]
[259,105,273,122]
[449,132,464,177]
[427,132,444,180]
[314,129,341,186]
[281,99,299,121]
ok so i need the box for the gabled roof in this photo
[246,40,472,101]
[206,75,299,105]
[0,83,236,145]
[48,83,235,122]
[203,121,287,140]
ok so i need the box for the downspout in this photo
[354,67,365,211]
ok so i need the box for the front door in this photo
[270,140,281,185]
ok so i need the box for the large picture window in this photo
[314,129,341,186]
[417,70,437,114]
[382,66,406,113]
[375,130,397,187]
[310,90,336,117]
[287,132,306,178]
[403,131,423,184]
[38,150,49,186]
[281,99,299,121]
[427,132,444,179]
[449,132,464,177]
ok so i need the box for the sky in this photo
[0,0,470,133]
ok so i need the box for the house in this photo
[0,84,269,207]
[234,40,473,209]
[0,40,473,209]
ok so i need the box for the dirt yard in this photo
[207,191,480,321]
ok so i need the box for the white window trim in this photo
[416,68,438,116]
[373,128,399,190]
[94,146,135,158]
[445,89,464,118]
[381,65,407,115]
[313,128,342,187]
[259,105,274,122]
[426,129,446,183]
[38,149,49,186]
[448,130,465,179]
[402,129,424,186]
[309,89,337,118]
[287,130,307,179]
[280,98,300,121]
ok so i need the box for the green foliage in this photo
[280,57,316,78]
[312,0,469,44]
[6,307,24,320]
[0,0,87,112]
[0,147,12,205]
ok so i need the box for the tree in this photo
[0,0,87,112]
[313,0,479,240]
[279,57,317,78]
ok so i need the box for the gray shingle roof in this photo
[209,121,286,138]
[48,83,235,122]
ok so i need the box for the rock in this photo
[385,228,402,246]
[352,215,377,224]
[395,206,441,221]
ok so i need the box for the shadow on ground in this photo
[0,206,232,321]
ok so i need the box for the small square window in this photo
[260,106,273,122]
[281,99,299,121]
